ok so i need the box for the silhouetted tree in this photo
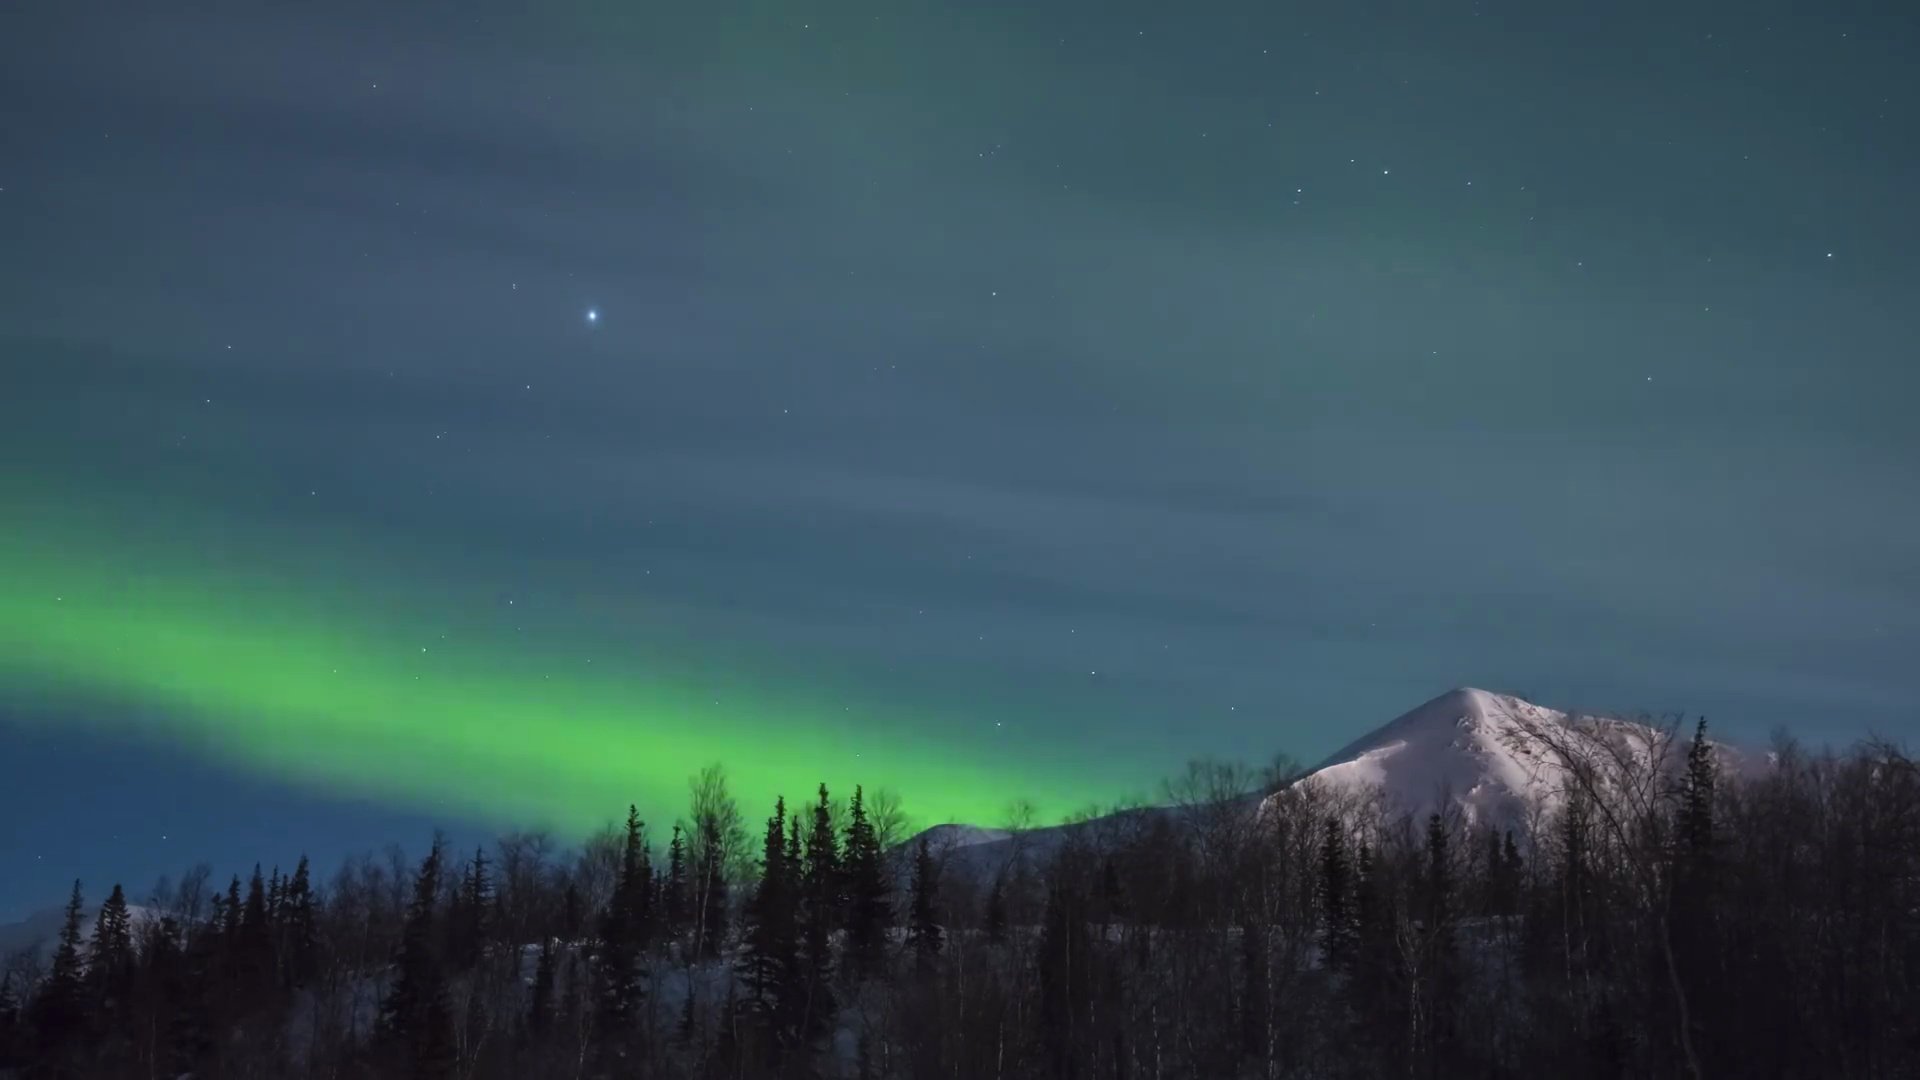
[282,854,317,988]
[739,796,798,1056]
[841,784,892,981]
[89,884,136,1010]
[663,823,689,941]
[0,971,21,1070]
[797,783,840,1045]
[382,838,455,1078]
[597,806,652,1038]
[30,880,89,1065]
[1318,819,1356,972]
[905,836,943,976]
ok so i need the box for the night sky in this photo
[3,0,1916,919]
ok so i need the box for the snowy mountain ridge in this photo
[910,687,1740,877]
[1272,685,1691,827]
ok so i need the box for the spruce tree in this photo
[86,882,136,1068]
[1672,717,1719,1066]
[905,836,943,975]
[1422,814,1460,1075]
[739,797,796,1019]
[0,972,20,1070]
[283,855,318,989]
[221,874,242,945]
[664,823,689,942]
[1676,719,1718,895]
[798,784,840,1043]
[90,883,136,1004]
[841,784,892,980]
[414,973,459,1080]
[450,846,492,972]
[169,911,218,1075]
[383,837,454,1078]
[1318,819,1356,971]
[267,865,284,928]
[598,805,652,1031]
[237,865,274,998]
[30,880,88,1062]
[242,865,269,932]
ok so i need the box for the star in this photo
[586,308,600,324]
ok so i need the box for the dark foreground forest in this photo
[3,722,1917,1080]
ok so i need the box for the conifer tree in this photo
[663,823,689,941]
[90,883,136,1003]
[1676,718,1718,882]
[169,910,218,1075]
[414,973,459,1080]
[221,874,242,945]
[597,806,652,1031]
[905,836,943,975]
[1671,717,1719,1065]
[450,846,492,972]
[30,880,88,1062]
[237,865,274,997]
[1349,838,1404,1042]
[383,837,454,1078]
[88,882,137,1066]
[1318,819,1356,971]
[282,855,318,988]
[242,864,269,933]
[739,798,796,1019]
[267,865,283,927]
[841,784,892,980]
[797,784,840,1043]
[0,972,20,1070]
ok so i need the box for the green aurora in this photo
[0,505,1137,839]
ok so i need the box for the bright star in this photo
[586,308,600,324]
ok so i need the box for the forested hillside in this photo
[3,724,1917,1079]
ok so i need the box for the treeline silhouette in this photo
[2,724,1918,1079]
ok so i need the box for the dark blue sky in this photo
[3,0,1916,919]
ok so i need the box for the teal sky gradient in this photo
[2,0,1916,916]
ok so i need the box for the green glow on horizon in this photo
[0,518,1130,838]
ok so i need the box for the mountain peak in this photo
[1288,687,1571,827]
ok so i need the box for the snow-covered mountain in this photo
[910,687,1735,875]
[1278,686,1605,827]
